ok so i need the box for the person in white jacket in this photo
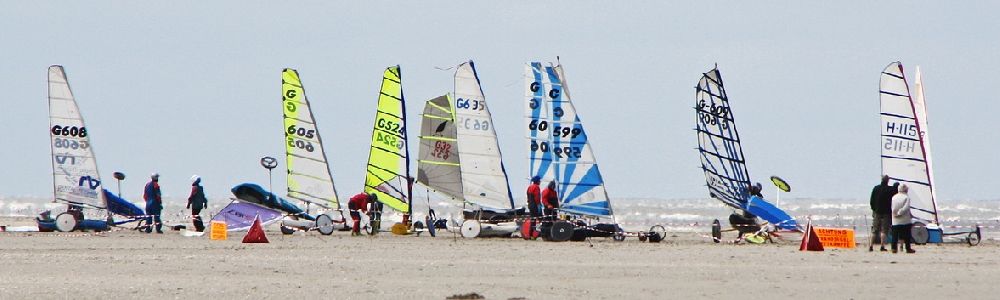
[891,184,916,254]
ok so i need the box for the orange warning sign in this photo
[812,227,855,248]
[210,220,227,240]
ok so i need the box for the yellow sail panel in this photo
[365,66,410,213]
[282,68,339,209]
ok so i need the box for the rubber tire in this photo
[711,219,722,243]
[316,214,334,235]
[648,225,666,243]
[461,220,481,239]
[549,221,574,242]
[55,212,78,232]
[911,221,929,244]
[968,227,981,246]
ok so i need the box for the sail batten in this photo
[282,69,339,209]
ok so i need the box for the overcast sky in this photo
[2,1,997,204]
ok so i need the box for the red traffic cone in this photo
[799,220,824,251]
[242,214,269,244]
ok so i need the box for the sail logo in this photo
[79,175,100,190]
[54,154,76,165]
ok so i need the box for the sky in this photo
[1,1,998,204]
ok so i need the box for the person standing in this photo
[526,176,542,219]
[541,181,559,219]
[187,175,208,232]
[869,175,893,252]
[891,184,916,254]
[143,173,163,234]
[348,193,371,236]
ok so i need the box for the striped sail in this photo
[695,68,751,210]
[525,62,612,217]
[282,69,339,209]
[880,61,937,223]
[48,65,105,209]
[454,61,515,210]
[365,66,411,213]
[416,94,463,201]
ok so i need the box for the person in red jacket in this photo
[541,181,559,219]
[348,193,371,236]
[526,176,541,219]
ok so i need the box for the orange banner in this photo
[812,227,855,248]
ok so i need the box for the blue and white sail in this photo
[525,62,612,217]
[880,61,938,224]
[695,67,752,210]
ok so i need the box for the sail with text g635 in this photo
[282,68,340,210]
[417,94,463,201]
[48,65,104,209]
[694,68,751,210]
[525,62,611,217]
[453,61,515,210]
[365,66,411,213]
[880,61,937,224]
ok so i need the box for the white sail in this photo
[525,62,612,217]
[48,66,105,208]
[282,69,339,209]
[416,94,464,202]
[911,66,937,204]
[879,61,937,223]
[453,61,515,210]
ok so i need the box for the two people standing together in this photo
[870,175,916,254]
[142,173,209,233]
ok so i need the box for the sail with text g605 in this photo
[453,61,515,210]
[282,68,340,209]
[417,94,463,201]
[48,65,104,209]
[880,61,937,224]
[694,68,751,210]
[365,66,410,213]
[525,62,611,217]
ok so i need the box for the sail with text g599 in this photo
[282,69,340,210]
[525,62,611,217]
[880,61,937,224]
[453,61,515,210]
[48,65,105,209]
[417,94,463,201]
[694,68,751,210]
[365,66,411,213]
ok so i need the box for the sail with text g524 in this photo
[694,68,751,210]
[417,94,463,202]
[282,68,340,210]
[365,66,411,213]
[880,61,937,224]
[48,65,105,209]
[525,62,612,217]
[453,61,515,210]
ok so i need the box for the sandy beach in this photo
[1,219,997,300]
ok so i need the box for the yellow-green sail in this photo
[365,66,410,213]
[282,69,339,209]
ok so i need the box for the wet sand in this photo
[0,221,997,300]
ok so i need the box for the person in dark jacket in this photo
[348,193,371,236]
[143,173,163,233]
[869,175,894,251]
[187,175,208,232]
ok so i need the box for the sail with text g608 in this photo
[282,68,340,209]
[48,65,104,209]
[525,62,611,217]
[365,66,410,213]
[880,62,937,223]
[454,61,515,210]
[694,68,751,210]
[417,94,463,201]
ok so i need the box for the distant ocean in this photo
[3,196,998,240]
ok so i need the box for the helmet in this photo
[531,176,541,183]
[151,173,160,179]
[190,175,201,183]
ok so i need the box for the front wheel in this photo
[55,212,79,232]
[315,214,334,235]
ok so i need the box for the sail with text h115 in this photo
[694,68,752,210]
[282,68,340,210]
[48,65,105,209]
[365,66,411,214]
[880,61,938,224]
[525,62,612,217]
